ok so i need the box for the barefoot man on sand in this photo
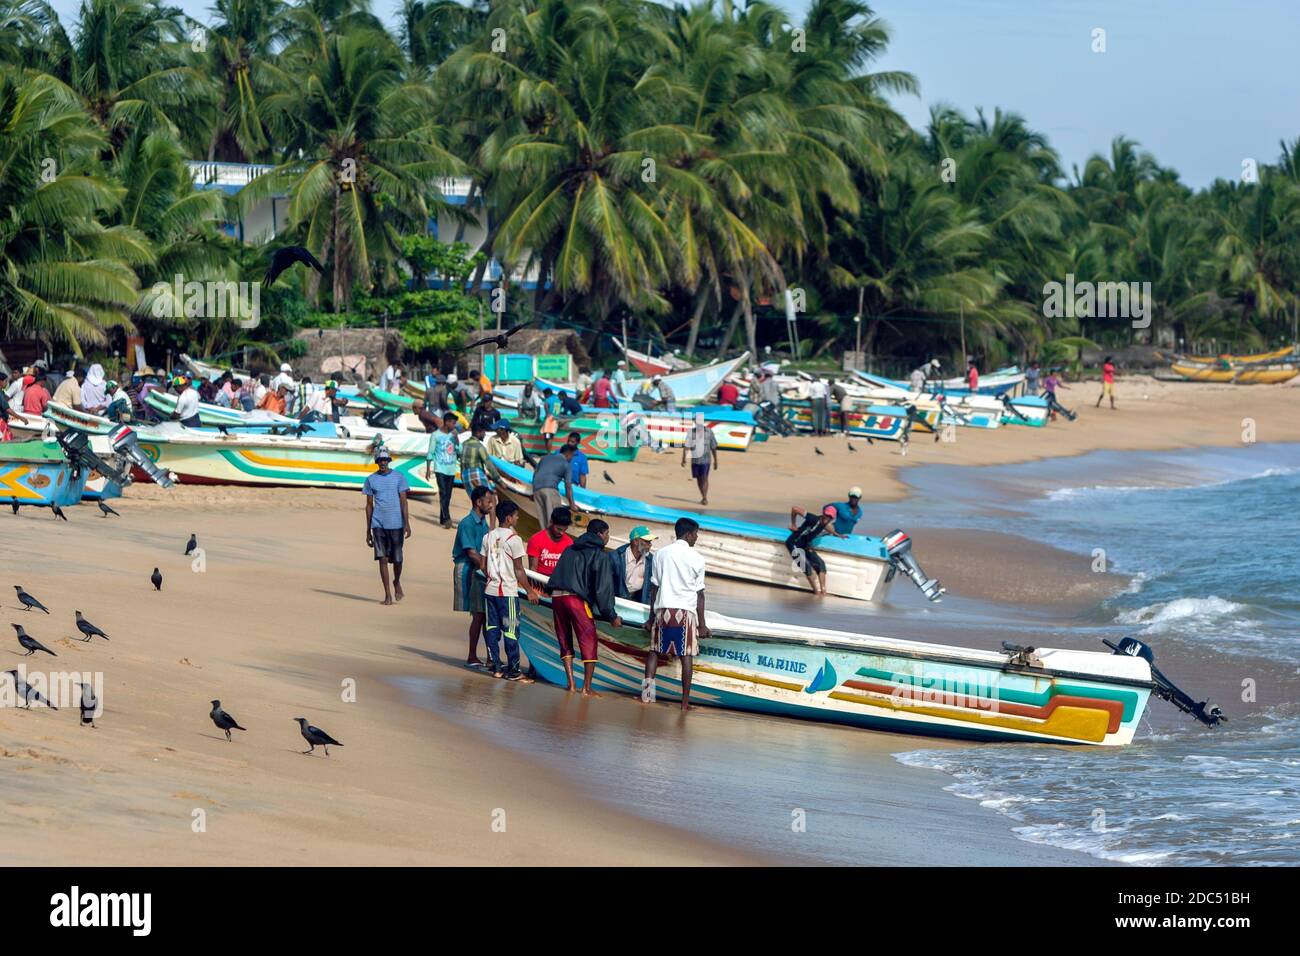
[642,516,709,710]
[363,448,411,605]
[453,485,495,666]
[545,518,622,695]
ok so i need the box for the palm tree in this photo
[0,70,151,351]
[244,21,465,308]
[202,0,293,163]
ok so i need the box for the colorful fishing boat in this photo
[611,336,691,377]
[629,406,756,451]
[515,589,1184,745]
[848,371,1048,426]
[854,367,1025,397]
[491,458,941,603]
[1170,345,1296,365]
[499,353,750,408]
[1168,359,1299,385]
[144,389,298,427]
[780,401,913,440]
[0,439,119,508]
[503,412,641,463]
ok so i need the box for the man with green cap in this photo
[610,526,657,603]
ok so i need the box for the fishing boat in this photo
[627,405,756,451]
[503,412,642,463]
[0,439,122,508]
[491,458,942,603]
[611,336,691,377]
[780,401,913,441]
[849,371,1047,426]
[1170,345,1296,365]
[143,389,298,428]
[498,352,750,407]
[1168,358,1299,385]
[514,588,1222,746]
[855,366,1026,397]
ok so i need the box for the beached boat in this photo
[629,406,756,451]
[143,389,298,428]
[503,412,641,463]
[0,439,123,508]
[1168,359,1299,385]
[491,458,941,603]
[515,589,1160,745]
[780,401,915,440]
[1171,346,1296,366]
[848,371,1048,426]
[855,367,1026,397]
[611,336,691,377]
[499,353,750,408]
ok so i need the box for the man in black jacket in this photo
[546,519,623,695]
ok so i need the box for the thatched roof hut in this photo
[291,327,402,385]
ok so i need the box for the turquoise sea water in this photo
[882,443,1300,866]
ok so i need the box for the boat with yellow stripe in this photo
[515,584,1223,745]
[1168,360,1298,384]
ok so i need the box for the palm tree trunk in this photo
[715,297,744,358]
[684,280,712,359]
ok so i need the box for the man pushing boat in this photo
[642,517,709,710]
[544,518,622,696]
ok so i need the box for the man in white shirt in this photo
[807,376,830,435]
[270,363,295,413]
[172,375,201,426]
[378,363,403,394]
[480,500,539,679]
[642,516,709,709]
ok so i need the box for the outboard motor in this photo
[364,406,400,430]
[882,529,945,602]
[998,393,1033,424]
[1105,637,1225,727]
[109,425,175,488]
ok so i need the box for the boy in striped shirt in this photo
[481,500,539,679]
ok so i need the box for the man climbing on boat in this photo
[643,517,708,710]
[545,518,622,695]
[786,506,843,595]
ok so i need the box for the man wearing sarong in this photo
[642,516,709,710]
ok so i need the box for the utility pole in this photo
[854,286,864,368]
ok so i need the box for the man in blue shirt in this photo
[363,448,411,605]
[563,431,590,488]
[822,487,864,536]
[453,484,495,667]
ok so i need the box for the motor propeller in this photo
[1105,636,1225,727]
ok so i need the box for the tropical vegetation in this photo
[1,0,1297,367]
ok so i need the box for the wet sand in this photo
[2,376,1294,865]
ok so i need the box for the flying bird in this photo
[97,501,120,517]
[13,624,56,657]
[151,568,163,591]
[74,611,109,643]
[13,586,49,613]
[4,670,57,709]
[602,470,615,485]
[51,504,67,521]
[209,700,246,742]
[814,447,824,456]
[185,534,197,556]
[79,683,99,727]
[455,321,533,352]
[264,245,325,287]
[295,717,343,756]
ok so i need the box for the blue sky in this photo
[45,0,1299,187]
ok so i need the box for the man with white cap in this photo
[909,359,940,392]
[271,362,296,413]
[611,360,628,391]
[363,446,411,605]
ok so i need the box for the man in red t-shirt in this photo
[592,375,613,408]
[527,506,574,577]
[966,358,979,392]
[1096,355,1117,410]
[22,376,51,415]
[716,377,740,406]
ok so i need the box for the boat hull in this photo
[504,415,641,463]
[1169,362,1299,384]
[515,599,1150,745]
[0,442,111,507]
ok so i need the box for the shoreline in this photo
[2,375,1295,866]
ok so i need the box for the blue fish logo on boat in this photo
[804,658,838,694]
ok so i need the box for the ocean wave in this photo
[1115,596,1244,630]
[1042,466,1299,503]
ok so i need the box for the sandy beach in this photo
[2,377,1296,866]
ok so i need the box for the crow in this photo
[602,470,615,485]
[151,567,163,591]
[13,585,49,613]
[185,534,197,556]
[79,683,99,727]
[814,447,824,456]
[4,670,57,709]
[455,321,533,352]
[295,717,343,756]
[13,624,56,657]
[847,442,857,452]
[51,504,67,521]
[210,700,246,742]
[264,245,325,286]
[74,611,109,643]
[98,501,120,517]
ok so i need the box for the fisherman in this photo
[80,364,108,413]
[271,362,295,409]
[611,360,629,391]
[558,389,583,416]
[650,374,677,413]
[0,371,31,441]
[1043,367,1070,421]
[424,411,461,528]
[363,447,411,605]
[611,526,657,603]
[807,375,830,435]
[591,371,614,409]
[642,516,708,709]
[259,380,289,415]
[516,382,542,421]
[716,375,741,407]
[822,487,864,537]
[481,500,540,680]
[909,359,940,391]
[563,431,590,489]
[966,356,979,392]
[786,506,839,595]
[470,393,501,433]
[459,422,500,500]
[22,375,51,415]
[172,374,202,425]
[531,444,578,529]
[486,420,529,467]
[377,361,402,394]
[681,414,718,505]
[545,517,622,695]
[103,379,131,423]
[303,379,346,422]
[453,484,495,667]
[53,368,85,410]
[1097,355,1117,410]
[756,369,782,411]
[1026,360,1041,396]
[527,506,574,576]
